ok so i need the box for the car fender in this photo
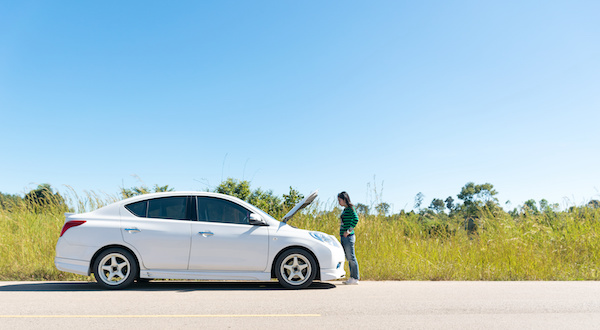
[267,224,337,276]
[87,241,146,275]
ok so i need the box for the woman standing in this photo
[338,191,360,285]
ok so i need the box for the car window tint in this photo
[148,197,190,220]
[197,197,249,224]
[125,201,147,217]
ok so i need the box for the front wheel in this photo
[93,248,138,289]
[275,248,317,289]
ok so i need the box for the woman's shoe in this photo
[342,278,359,285]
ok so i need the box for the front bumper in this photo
[320,263,346,281]
[319,242,346,280]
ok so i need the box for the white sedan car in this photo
[55,190,345,289]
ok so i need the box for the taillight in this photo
[60,220,86,237]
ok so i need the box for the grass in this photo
[1,193,599,281]
[0,190,114,281]
[292,205,600,281]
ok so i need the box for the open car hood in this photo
[281,189,318,223]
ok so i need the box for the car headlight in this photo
[310,232,340,247]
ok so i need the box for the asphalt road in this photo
[1,280,599,329]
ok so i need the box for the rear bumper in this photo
[55,257,90,276]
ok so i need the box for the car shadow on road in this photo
[0,281,337,292]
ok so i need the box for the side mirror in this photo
[249,213,267,226]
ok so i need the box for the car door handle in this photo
[198,231,214,237]
[125,228,141,233]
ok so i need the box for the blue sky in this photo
[1,1,599,212]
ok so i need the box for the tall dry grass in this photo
[292,206,600,280]
[1,192,599,281]
[0,189,116,281]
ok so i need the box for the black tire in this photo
[93,248,138,290]
[274,248,317,289]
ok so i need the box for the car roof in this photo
[120,191,240,203]
[78,191,277,225]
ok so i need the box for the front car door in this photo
[188,197,269,271]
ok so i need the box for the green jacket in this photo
[340,206,359,236]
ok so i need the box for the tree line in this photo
[0,179,305,219]
[2,180,598,222]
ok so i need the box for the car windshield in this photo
[252,206,278,223]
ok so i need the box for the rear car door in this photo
[121,196,193,270]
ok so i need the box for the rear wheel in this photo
[93,248,138,289]
[275,248,317,289]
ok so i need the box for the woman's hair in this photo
[337,191,353,208]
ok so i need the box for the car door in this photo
[188,197,269,271]
[121,196,193,270]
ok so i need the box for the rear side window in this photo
[125,201,147,217]
[148,197,191,220]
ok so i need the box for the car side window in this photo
[147,197,191,220]
[197,197,250,225]
[125,200,147,217]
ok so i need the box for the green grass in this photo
[291,206,600,281]
[0,190,113,281]
[1,195,599,281]
[0,202,84,280]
